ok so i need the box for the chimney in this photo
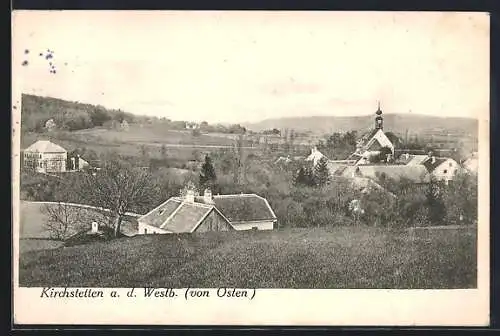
[203,188,214,204]
[431,156,436,164]
[91,221,99,233]
[185,189,195,203]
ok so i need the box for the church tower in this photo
[375,101,383,130]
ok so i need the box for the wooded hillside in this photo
[20,94,139,132]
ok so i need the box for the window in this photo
[443,169,448,174]
[449,162,453,167]
[158,209,164,215]
[144,228,147,234]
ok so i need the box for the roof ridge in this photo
[159,201,185,229]
[213,193,258,198]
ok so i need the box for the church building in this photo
[347,103,395,165]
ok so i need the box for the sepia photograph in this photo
[12,10,489,326]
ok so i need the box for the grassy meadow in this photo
[19,226,477,289]
[20,125,260,162]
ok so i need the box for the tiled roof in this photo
[422,157,447,173]
[336,164,430,183]
[139,198,182,228]
[24,140,66,153]
[162,203,212,233]
[406,155,429,166]
[138,198,215,233]
[357,129,379,147]
[139,193,277,230]
[213,194,276,223]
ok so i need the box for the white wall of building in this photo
[231,220,275,231]
[137,222,170,235]
[431,158,460,183]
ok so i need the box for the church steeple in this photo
[375,101,383,130]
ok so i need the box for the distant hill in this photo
[20,94,144,133]
[243,114,478,137]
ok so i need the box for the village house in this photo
[23,140,67,173]
[137,187,277,235]
[421,155,461,184]
[67,153,90,172]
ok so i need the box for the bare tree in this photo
[73,155,160,237]
[41,203,86,240]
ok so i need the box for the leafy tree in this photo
[113,110,126,123]
[442,171,478,225]
[199,155,217,190]
[425,177,446,226]
[313,157,330,187]
[294,166,315,187]
[90,107,111,126]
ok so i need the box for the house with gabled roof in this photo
[137,189,233,234]
[137,187,277,234]
[212,193,277,231]
[23,140,67,173]
[421,155,460,184]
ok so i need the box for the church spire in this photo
[375,101,383,130]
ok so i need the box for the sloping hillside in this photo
[20,94,139,132]
[243,114,478,137]
[19,226,476,289]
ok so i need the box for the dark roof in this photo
[338,165,430,183]
[139,193,277,230]
[163,203,212,233]
[139,198,182,228]
[357,129,379,147]
[422,157,447,172]
[139,198,217,233]
[212,194,276,223]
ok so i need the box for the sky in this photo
[12,11,490,124]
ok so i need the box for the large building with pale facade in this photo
[23,140,67,173]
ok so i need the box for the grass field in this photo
[20,125,255,159]
[18,226,477,289]
[20,126,268,166]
